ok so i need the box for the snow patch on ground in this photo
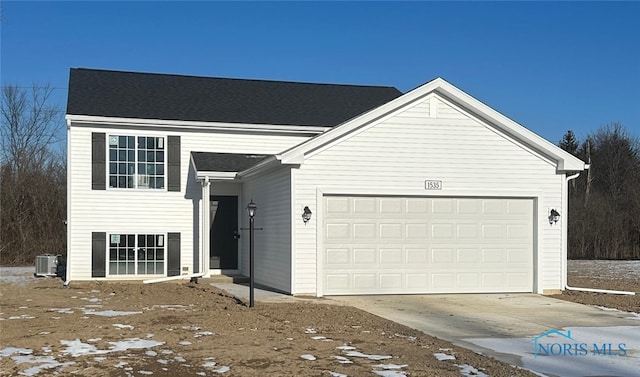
[113,323,134,330]
[344,350,392,360]
[457,363,488,377]
[82,309,142,317]
[433,352,456,361]
[0,267,35,285]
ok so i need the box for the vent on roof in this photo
[35,254,58,277]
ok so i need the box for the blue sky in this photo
[1,1,638,145]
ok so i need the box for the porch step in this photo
[204,274,249,284]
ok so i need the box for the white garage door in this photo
[322,196,534,295]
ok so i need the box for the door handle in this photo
[233,230,240,240]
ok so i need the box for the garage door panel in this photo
[458,199,480,214]
[507,248,530,263]
[380,223,403,238]
[432,223,454,238]
[323,196,533,295]
[354,223,376,238]
[406,248,429,263]
[457,224,478,238]
[354,197,376,213]
[353,274,376,289]
[406,223,429,238]
[482,249,506,263]
[353,248,376,264]
[508,200,532,215]
[380,248,403,263]
[432,199,455,214]
[457,273,480,288]
[380,274,403,289]
[406,273,429,289]
[507,224,530,240]
[457,248,480,263]
[326,248,350,265]
[432,248,455,263]
[326,274,349,290]
[380,198,403,213]
[326,223,350,239]
[326,197,350,213]
[406,198,430,213]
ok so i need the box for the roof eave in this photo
[66,114,330,135]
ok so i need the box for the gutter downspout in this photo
[563,170,635,296]
[64,119,72,287]
[144,176,211,284]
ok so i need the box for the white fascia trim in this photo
[196,171,237,180]
[237,155,280,178]
[65,114,330,135]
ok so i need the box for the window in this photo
[108,233,165,275]
[108,135,165,189]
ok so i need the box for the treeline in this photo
[0,85,66,266]
[560,124,640,259]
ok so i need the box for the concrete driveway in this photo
[330,294,640,377]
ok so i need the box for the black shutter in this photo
[92,133,106,190]
[167,136,181,192]
[91,232,106,278]
[167,232,181,277]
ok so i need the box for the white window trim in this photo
[106,134,168,191]
[106,232,168,278]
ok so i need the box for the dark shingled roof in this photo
[67,68,403,127]
[191,152,271,173]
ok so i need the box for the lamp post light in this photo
[247,199,257,308]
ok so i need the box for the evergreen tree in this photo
[559,130,579,156]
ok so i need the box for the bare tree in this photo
[0,84,65,265]
[1,84,61,170]
[565,123,640,260]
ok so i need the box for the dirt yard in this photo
[1,260,638,377]
[550,260,640,313]
[1,271,535,377]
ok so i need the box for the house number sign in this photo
[425,180,442,190]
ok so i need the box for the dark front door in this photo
[210,195,238,269]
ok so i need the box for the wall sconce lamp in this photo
[302,206,312,225]
[548,209,560,225]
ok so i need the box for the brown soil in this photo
[549,274,640,313]
[0,278,536,377]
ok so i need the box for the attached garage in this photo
[241,77,586,297]
[321,196,534,295]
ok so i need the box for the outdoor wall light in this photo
[302,206,312,224]
[548,209,560,225]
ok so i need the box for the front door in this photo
[210,195,238,269]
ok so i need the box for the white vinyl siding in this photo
[292,94,563,295]
[241,168,292,293]
[67,125,306,280]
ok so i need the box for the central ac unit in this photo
[35,254,58,277]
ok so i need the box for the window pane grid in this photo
[108,233,165,275]
[108,135,165,190]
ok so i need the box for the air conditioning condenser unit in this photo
[35,254,58,277]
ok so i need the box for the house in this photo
[65,68,587,296]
